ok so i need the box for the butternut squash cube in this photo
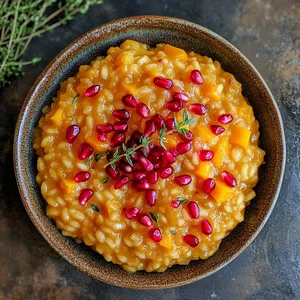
[116,52,134,66]
[159,232,172,249]
[210,180,233,203]
[230,126,251,148]
[197,125,217,143]
[201,82,221,101]
[50,108,64,126]
[121,80,137,94]
[212,137,230,168]
[195,162,212,178]
[163,44,188,60]
[86,136,109,152]
[61,179,79,194]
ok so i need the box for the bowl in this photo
[13,16,285,289]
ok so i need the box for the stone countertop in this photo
[0,0,299,299]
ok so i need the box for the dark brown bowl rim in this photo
[13,16,286,289]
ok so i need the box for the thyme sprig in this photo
[104,110,198,170]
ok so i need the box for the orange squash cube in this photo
[163,44,188,60]
[201,82,221,101]
[159,232,173,249]
[86,136,109,152]
[116,52,134,66]
[210,180,233,203]
[61,179,79,194]
[195,162,212,178]
[50,108,64,126]
[197,125,217,144]
[121,80,137,94]
[230,126,251,148]
[212,137,230,168]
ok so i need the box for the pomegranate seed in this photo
[199,150,214,161]
[153,76,173,89]
[113,121,128,132]
[85,85,100,97]
[222,171,237,187]
[183,234,199,247]
[203,178,216,194]
[139,156,154,172]
[78,143,93,160]
[147,171,158,184]
[122,94,138,108]
[79,189,93,206]
[218,114,233,124]
[134,180,150,191]
[96,123,113,134]
[66,125,80,143]
[138,213,153,227]
[190,70,204,85]
[149,227,162,242]
[210,125,225,135]
[187,201,200,219]
[151,114,165,130]
[106,165,119,179]
[175,174,192,186]
[160,164,174,179]
[144,120,156,137]
[171,200,180,208]
[170,149,179,157]
[133,171,146,181]
[201,219,213,235]
[136,102,151,118]
[118,161,133,173]
[125,207,141,219]
[74,171,90,182]
[132,131,143,143]
[110,133,125,147]
[174,92,189,103]
[152,145,165,153]
[162,149,176,164]
[150,151,162,163]
[176,142,191,154]
[154,162,162,171]
[97,133,106,142]
[145,189,157,206]
[165,118,175,131]
[114,175,130,189]
[179,131,194,142]
[113,109,131,121]
[166,99,183,112]
[188,103,207,115]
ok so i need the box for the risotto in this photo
[33,40,265,272]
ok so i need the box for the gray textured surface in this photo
[0,0,299,299]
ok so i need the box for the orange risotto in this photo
[33,40,265,272]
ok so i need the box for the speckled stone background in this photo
[0,0,299,299]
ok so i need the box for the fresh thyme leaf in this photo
[183,110,188,123]
[174,113,179,128]
[95,152,105,162]
[110,163,116,170]
[91,204,100,212]
[186,116,198,125]
[177,197,189,204]
[113,148,119,158]
[102,177,109,184]
[84,156,92,165]
[169,229,177,235]
[72,94,79,104]
[125,154,134,166]
[150,213,159,224]
[122,143,127,152]
[160,139,166,150]
[142,146,148,157]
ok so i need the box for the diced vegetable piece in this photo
[116,52,134,66]
[201,82,221,101]
[61,179,79,194]
[163,44,188,60]
[86,136,109,152]
[197,125,217,143]
[166,135,177,147]
[50,108,64,126]
[210,179,233,203]
[121,80,137,94]
[159,232,172,248]
[195,161,212,178]
[212,137,230,168]
[230,126,251,148]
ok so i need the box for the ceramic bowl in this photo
[13,16,285,289]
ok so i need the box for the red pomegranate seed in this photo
[151,114,165,130]
[171,200,180,208]
[106,165,119,179]
[113,121,128,132]
[152,145,165,153]
[210,125,225,135]
[160,164,174,179]
[222,171,237,187]
[139,156,154,172]
[138,213,153,227]
[147,171,158,184]
[144,120,156,137]
[110,133,125,147]
[134,180,150,191]
[74,171,90,182]
[162,149,176,164]
[218,114,233,124]
[114,175,130,189]
[149,227,162,242]
[113,109,131,121]
[97,133,106,142]
[85,85,100,97]
[122,94,138,108]
[203,178,216,194]
[175,174,192,186]
[150,151,162,163]
[125,207,141,219]
[145,189,157,206]
[153,76,173,89]
[183,234,199,247]
[79,189,93,206]
[154,162,162,171]
[96,123,113,134]
[187,201,200,219]
[78,143,93,160]
[132,131,143,143]
[165,118,175,131]
[174,92,189,103]
[179,131,194,142]
[201,219,213,235]
[190,70,204,85]
[66,125,80,143]
[166,99,183,112]
[199,150,214,161]
[136,102,151,118]
[118,161,133,173]
[188,103,207,115]
[170,149,179,157]
[176,142,191,154]
[133,171,146,181]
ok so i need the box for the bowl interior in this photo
[14,16,285,289]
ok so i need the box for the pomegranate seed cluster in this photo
[34,40,265,272]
